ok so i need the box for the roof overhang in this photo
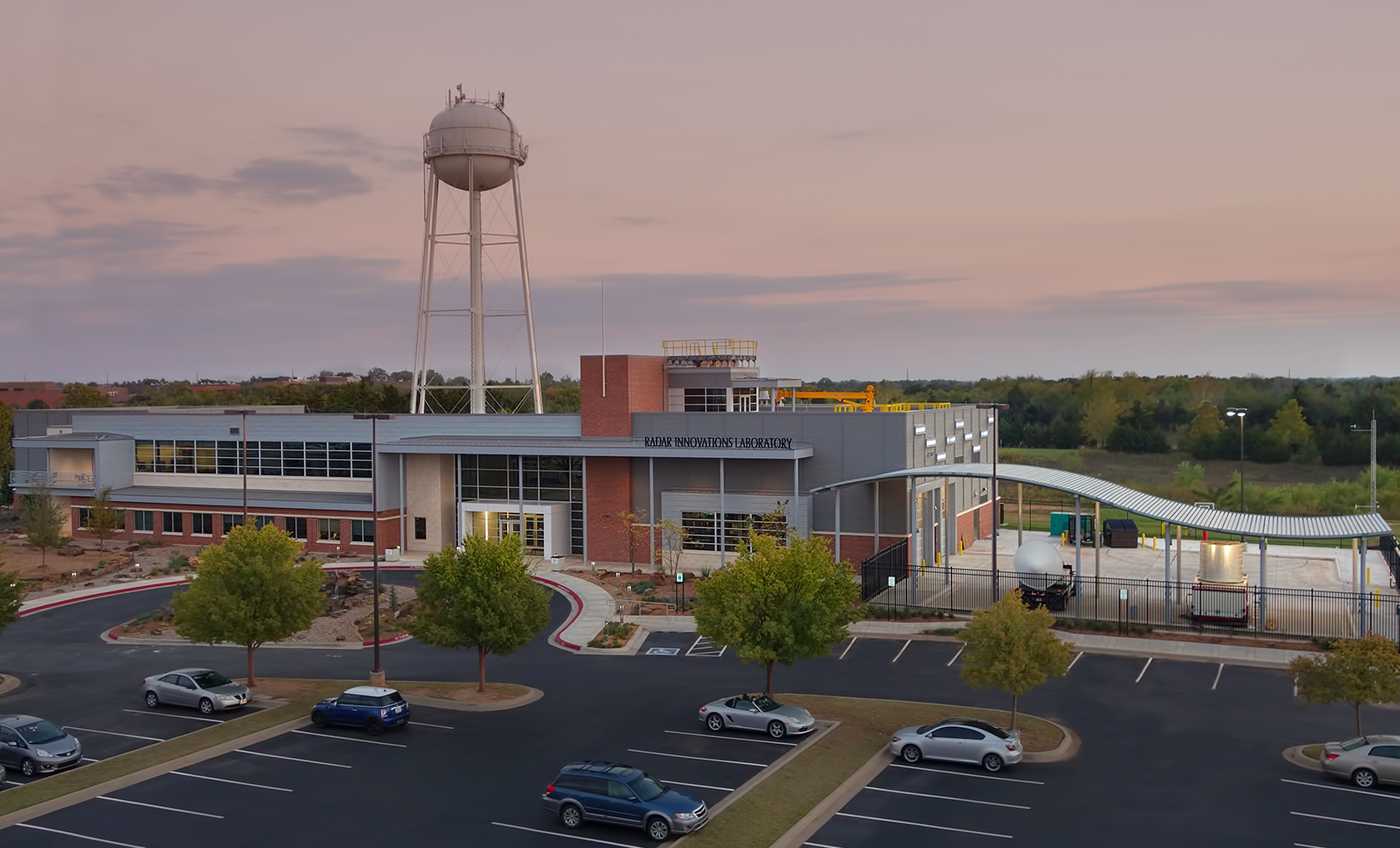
[13,433,133,449]
[378,435,812,460]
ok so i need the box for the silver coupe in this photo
[889,718,1023,772]
[698,694,815,739]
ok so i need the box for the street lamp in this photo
[1225,408,1247,511]
[355,413,392,686]
[222,409,256,522]
[1351,411,1378,513]
[977,403,1010,598]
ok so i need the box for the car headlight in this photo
[674,812,697,821]
[34,748,51,757]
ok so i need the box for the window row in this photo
[679,511,789,552]
[458,454,583,554]
[108,511,366,543]
[133,440,373,478]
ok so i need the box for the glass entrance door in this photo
[495,512,544,554]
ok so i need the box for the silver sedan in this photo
[889,718,1023,772]
[698,694,815,739]
[1320,735,1400,788]
[142,668,249,714]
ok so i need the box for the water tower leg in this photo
[511,162,543,413]
[412,176,441,414]
[468,158,486,415]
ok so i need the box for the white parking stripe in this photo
[13,824,147,847]
[946,644,965,667]
[891,640,911,664]
[1066,651,1084,672]
[291,729,407,748]
[1211,663,1224,691]
[839,637,858,660]
[626,748,765,768]
[662,779,734,792]
[1293,843,1328,848]
[407,720,455,730]
[1134,657,1153,684]
[121,709,222,724]
[835,812,1012,839]
[803,843,847,848]
[1291,811,1400,831]
[63,726,164,743]
[865,785,1031,810]
[81,757,104,764]
[1282,778,1400,801]
[98,795,224,819]
[235,749,352,768]
[4,780,25,786]
[890,763,1045,785]
[491,822,645,847]
[685,635,705,655]
[664,729,795,747]
[170,770,293,792]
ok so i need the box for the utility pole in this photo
[1352,411,1378,512]
[223,409,255,523]
[1226,408,1248,511]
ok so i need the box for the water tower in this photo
[411,87,542,414]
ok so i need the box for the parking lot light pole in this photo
[355,413,392,686]
[222,409,256,522]
[1351,411,1378,513]
[977,403,1010,599]
[1225,408,1248,511]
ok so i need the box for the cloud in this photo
[97,167,216,200]
[1035,279,1368,323]
[604,271,961,308]
[285,126,422,172]
[224,158,372,204]
[609,215,664,228]
[0,220,222,276]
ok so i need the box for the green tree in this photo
[1267,398,1314,457]
[0,403,13,501]
[959,590,1072,729]
[693,534,862,694]
[0,564,23,635]
[1290,635,1400,737]
[411,534,550,692]
[21,485,66,569]
[172,524,321,686]
[1183,402,1225,459]
[88,487,122,551]
[62,383,112,408]
[1080,388,1120,449]
[1173,461,1205,492]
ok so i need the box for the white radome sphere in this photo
[1013,541,1063,576]
[424,101,526,191]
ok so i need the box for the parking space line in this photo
[803,843,846,848]
[1211,663,1224,691]
[290,729,407,748]
[235,749,352,768]
[890,763,1045,785]
[663,730,795,747]
[839,637,857,660]
[1291,811,1400,831]
[63,725,165,743]
[1134,657,1153,684]
[81,757,104,763]
[663,779,734,792]
[626,748,765,768]
[121,709,223,724]
[1282,778,1400,800]
[865,785,1031,810]
[13,823,147,847]
[685,635,704,655]
[835,812,1012,839]
[891,640,911,664]
[946,644,965,667]
[1293,843,1328,848]
[98,795,224,819]
[171,770,294,792]
[491,822,645,847]
[408,720,455,730]
[4,779,25,787]
[1067,651,1084,672]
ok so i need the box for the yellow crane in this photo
[774,385,955,413]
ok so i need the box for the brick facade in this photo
[955,499,997,552]
[579,354,664,437]
[584,457,633,563]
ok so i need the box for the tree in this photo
[1106,402,1170,453]
[693,533,862,694]
[172,524,321,686]
[26,399,49,410]
[411,534,550,692]
[1080,388,1121,449]
[959,589,1072,729]
[62,383,112,408]
[0,564,22,636]
[21,485,66,569]
[88,487,122,551]
[0,403,13,501]
[657,519,688,577]
[1267,398,1314,457]
[1183,402,1225,459]
[613,510,651,573]
[1290,635,1400,737]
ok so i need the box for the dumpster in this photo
[1101,519,1139,549]
[1048,511,1094,544]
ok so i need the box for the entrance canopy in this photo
[812,462,1392,541]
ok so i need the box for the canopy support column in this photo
[1164,523,1172,625]
[1259,537,1268,630]
[1074,494,1082,614]
[1017,483,1023,546]
[834,488,842,563]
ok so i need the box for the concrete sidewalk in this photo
[529,566,618,651]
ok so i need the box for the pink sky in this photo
[4,1,1399,381]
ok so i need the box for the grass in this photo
[248,677,534,707]
[679,693,1064,848]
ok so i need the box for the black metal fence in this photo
[860,539,909,602]
[861,563,1400,643]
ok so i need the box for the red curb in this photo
[361,632,414,648]
[532,575,583,652]
[18,578,191,618]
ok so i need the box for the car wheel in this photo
[901,744,922,764]
[1353,768,1378,789]
[366,718,383,736]
[982,753,1004,773]
[144,691,159,709]
[646,816,671,842]
[559,803,583,829]
[767,720,787,740]
[706,713,725,732]
[20,759,36,778]
[198,698,214,715]
[311,711,327,727]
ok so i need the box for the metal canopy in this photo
[812,462,1392,540]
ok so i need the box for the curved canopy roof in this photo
[812,462,1392,541]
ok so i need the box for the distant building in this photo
[0,382,65,409]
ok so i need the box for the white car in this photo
[698,694,815,739]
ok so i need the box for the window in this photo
[76,508,91,529]
[607,782,636,800]
[134,510,154,533]
[458,454,584,555]
[319,518,341,542]
[222,513,244,535]
[414,517,427,540]
[681,510,788,552]
[162,512,183,534]
[351,519,374,544]
[1371,746,1400,759]
[285,517,308,540]
[254,515,277,529]
[191,513,213,535]
[683,387,728,412]
[135,440,156,472]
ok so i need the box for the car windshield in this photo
[966,720,1010,739]
[372,693,405,707]
[753,696,781,712]
[16,720,66,745]
[190,671,233,689]
[1341,737,1369,751]
[630,776,665,801]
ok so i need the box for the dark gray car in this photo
[698,694,815,739]
[0,715,82,778]
[143,668,249,714]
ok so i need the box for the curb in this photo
[398,685,543,713]
[532,575,584,652]
[1282,744,1325,773]
[770,740,886,848]
[1023,717,1080,763]
[18,577,191,618]
[0,673,22,699]
[579,622,650,656]
[99,628,415,651]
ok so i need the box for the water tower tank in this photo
[423,99,526,191]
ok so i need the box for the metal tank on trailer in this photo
[1191,540,1250,625]
[1014,540,1075,611]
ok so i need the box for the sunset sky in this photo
[4,1,1399,382]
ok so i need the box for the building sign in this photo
[642,435,794,451]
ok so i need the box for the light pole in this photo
[1225,408,1247,511]
[355,413,392,686]
[1351,411,1378,513]
[977,403,1010,599]
[222,409,255,523]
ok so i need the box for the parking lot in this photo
[1278,774,1400,847]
